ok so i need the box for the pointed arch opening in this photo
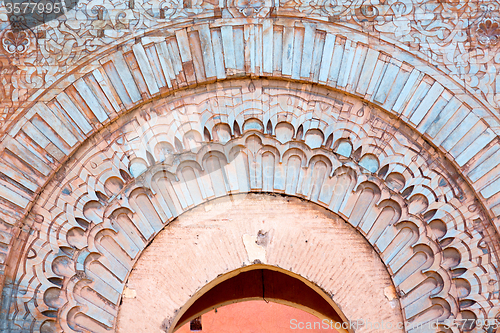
[171,265,348,332]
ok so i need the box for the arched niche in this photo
[170,266,347,332]
[115,194,403,333]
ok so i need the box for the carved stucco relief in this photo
[1,7,500,331]
[1,0,500,128]
[4,80,498,332]
[2,20,500,267]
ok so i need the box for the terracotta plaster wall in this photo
[175,301,340,333]
[117,194,403,333]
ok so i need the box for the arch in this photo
[2,19,500,237]
[2,82,498,332]
[170,266,347,332]
[0,14,500,332]
[116,194,403,333]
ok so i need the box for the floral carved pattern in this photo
[477,19,500,47]
[236,0,265,16]
[1,0,500,133]
[0,30,32,56]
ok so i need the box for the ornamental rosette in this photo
[1,29,31,56]
[476,18,500,47]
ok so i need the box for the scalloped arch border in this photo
[5,80,500,332]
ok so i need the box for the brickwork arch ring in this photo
[6,80,499,333]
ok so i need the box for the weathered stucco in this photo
[117,194,403,333]
[1,1,500,332]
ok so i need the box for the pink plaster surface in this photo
[176,301,339,333]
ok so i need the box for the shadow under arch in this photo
[170,264,349,333]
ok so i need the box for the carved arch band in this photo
[0,17,500,333]
[5,80,496,333]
